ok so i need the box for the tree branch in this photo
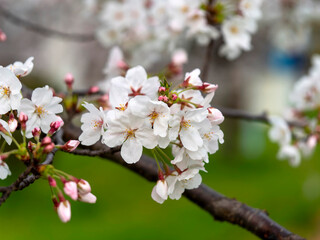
[0,6,95,42]
[61,123,305,240]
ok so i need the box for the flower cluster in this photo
[0,58,93,223]
[219,0,263,60]
[80,65,224,203]
[95,0,263,65]
[41,165,96,223]
[268,55,320,166]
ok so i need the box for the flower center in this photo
[230,26,239,34]
[125,128,137,139]
[0,86,11,98]
[92,120,103,129]
[116,104,127,111]
[35,105,47,117]
[149,111,159,122]
[204,132,214,141]
[181,119,191,129]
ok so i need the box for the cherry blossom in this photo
[6,57,34,77]
[0,158,11,180]
[109,66,159,108]
[79,102,107,146]
[0,67,22,115]
[19,86,63,138]
[102,110,157,164]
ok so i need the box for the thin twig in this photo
[0,6,95,42]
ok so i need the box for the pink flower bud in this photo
[48,176,57,187]
[8,113,18,132]
[158,96,164,101]
[41,136,52,146]
[19,112,28,131]
[172,94,178,101]
[162,96,168,102]
[88,86,99,94]
[116,60,128,70]
[0,29,6,42]
[78,179,91,194]
[172,49,188,66]
[32,127,41,138]
[57,200,71,223]
[207,107,224,125]
[62,140,80,152]
[155,180,168,200]
[158,87,166,92]
[43,143,55,153]
[48,120,63,135]
[78,192,97,204]
[64,181,78,201]
[64,73,74,90]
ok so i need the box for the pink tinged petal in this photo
[78,179,91,194]
[57,201,71,223]
[121,137,143,164]
[151,185,166,204]
[180,127,203,151]
[64,181,78,201]
[78,193,97,204]
[155,180,168,200]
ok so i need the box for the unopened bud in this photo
[32,127,41,138]
[172,94,178,101]
[48,176,57,187]
[41,136,52,146]
[43,142,55,153]
[116,60,128,70]
[88,86,99,94]
[78,179,91,194]
[162,96,168,102]
[158,87,166,92]
[19,112,28,131]
[0,29,6,42]
[158,96,164,101]
[62,140,80,152]
[57,200,71,223]
[8,113,18,132]
[64,73,74,90]
[48,120,63,136]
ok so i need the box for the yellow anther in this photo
[0,86,11,97]
[34,105,47,117]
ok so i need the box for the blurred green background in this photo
[1,120,319,240]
